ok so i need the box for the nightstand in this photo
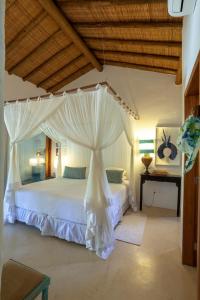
[140,173,182,217]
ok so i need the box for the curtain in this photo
[120,109,137,211]
[43,86,124,258]
[4,97,64,222]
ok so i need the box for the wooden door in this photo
[183,51,200,299]
[198,150,200,298]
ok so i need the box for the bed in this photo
[13,178,129,245]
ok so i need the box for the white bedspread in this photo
[15,178,128,225]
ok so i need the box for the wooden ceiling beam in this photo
[37,54,85,87]
[85,38,181,57]
[47,64,94,92]
[38,0,102,72]
[57,0,167,4]
[6,11,47,54]
[76,22,182,42]
[76,21,182,27]
[95,50,179,70]
[23,43,74,81]
[102,60,177,75]
[8,29,61,74]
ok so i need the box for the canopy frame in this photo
[5,81,139,120]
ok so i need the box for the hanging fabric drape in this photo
[4,84,136,259]
[120,109,137,211]
[42,86,124,258]
[4,97,64,222]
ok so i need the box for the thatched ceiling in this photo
[5,0,182,92]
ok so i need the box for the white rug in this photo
[115,213,147,246]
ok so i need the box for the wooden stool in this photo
[1,259,50,300]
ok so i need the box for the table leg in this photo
[140,179,143,211]
[177,182,181,217]
[42,288,48,300]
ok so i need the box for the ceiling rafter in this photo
[95,50,179,70]
[76,22,182,42]
[37,54,86,88]
[48,64,94,92]
[8,29,61,74]
[5,0,183,87]
[23,42,74,81]
[102,60,177,75]
[38,0,102,72]
[85,38,181,57]
[6,11,47,54]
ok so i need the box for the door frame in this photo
[182,51,200,267]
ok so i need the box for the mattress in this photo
[15,178,128,225]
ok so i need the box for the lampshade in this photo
[139,139,154,154]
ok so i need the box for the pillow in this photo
[106,169,124,184]
[63,166,86,179]
[106,167,127,180]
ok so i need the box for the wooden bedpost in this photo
[45,137,52,178]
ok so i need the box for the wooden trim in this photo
[37,54,85,87]
[8,29,61,73]
[6,11,47,55]
[23,43,73,81]
[182,51,200,268]
[198,128,200,299]
[185,51,200,97]
[38,0,102,72]
[45,137,52,178]
[47,64,94,92]
[102,60,177,75]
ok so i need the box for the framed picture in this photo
[155,127,180,166]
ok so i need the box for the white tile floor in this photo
[3,207,197,300]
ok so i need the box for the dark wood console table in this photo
[140,173,182,217]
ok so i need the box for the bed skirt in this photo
[8,201,129,246]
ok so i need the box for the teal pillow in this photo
[106,170,123,184]
[63,166,86,179]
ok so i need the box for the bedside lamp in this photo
[139,139,154,174]
[29,151,45,181]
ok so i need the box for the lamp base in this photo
[141,156,153,175]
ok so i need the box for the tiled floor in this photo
[3,207,197,300]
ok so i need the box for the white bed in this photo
[13,178,129,245]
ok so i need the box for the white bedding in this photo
[15,178,128,226]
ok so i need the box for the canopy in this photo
[4,84,136,259]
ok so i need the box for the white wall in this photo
[60,65,182,210]
[5,71,45,100]
[182,0,200,89]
